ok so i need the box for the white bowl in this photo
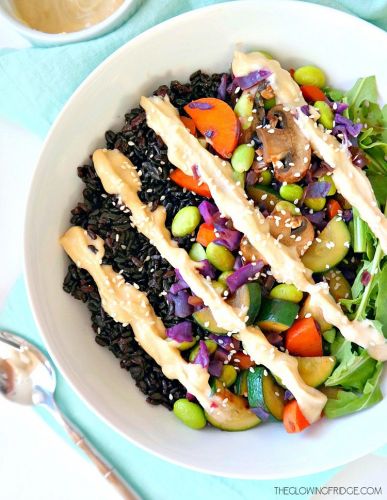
[24,0,387,478]
[0,0,138,46]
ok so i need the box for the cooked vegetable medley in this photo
[62,51,387,434]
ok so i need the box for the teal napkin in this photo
[0,0,386,136]
[1,1,387,498]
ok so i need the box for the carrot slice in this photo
[285,317,323,357]
[180,116,197,136]
[300,85,326,103]
[283,400,311,433]
[184,98,239,158]
[327,199,342,219]
[196,223,216,247]
[231,352,255,370]
[169,169,211,198]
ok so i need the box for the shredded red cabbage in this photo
[209,334,241,352]
[193,340,210,368]
[265,331,284,347]
[335,114,362,137]
[226,262,264,293]
[250,406,270,420]
[235,69,271,90]
[187,102,213,110]
[208,358,223,377]
[186,392,197,402]
[233,255,243,270]
[170,279,190,294]
[212,347,229,363]
[166,321,193,343]
[284,389,294,401]
[197,259,217,279]
[198,200,218,223]
[217,73,228,101]
[361,270,371,286]
[300,104,310,116]
[342,209,353,222]
[205,130,215,139]
[167,290,193,318]
[304,181,331,199]
[214,228,243,252]
[246,170,259,186]
[329,101,348,114]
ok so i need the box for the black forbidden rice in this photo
[63,71,228,410]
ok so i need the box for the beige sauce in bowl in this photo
[13,0,124,34]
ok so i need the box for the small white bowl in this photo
[24,0,387,479]
[0,0,139,46]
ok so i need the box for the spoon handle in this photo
[43,396,139,500]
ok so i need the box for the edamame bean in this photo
[189,242,206,262]
[304,197,326,211]
[211,280,227,296]
[189,339,217,362]
[279,184,304,202]
[258,50,273,59]
[274,200,300,215]
[258,170,272,186]
[319,174,336,196]
[232,170,246,189]
[218,271,233,284]
[269,284,303,303]
[231,144,255,173]
[172,206,201,237]
[206,242,235,271]
[234,93,254,130]
[294,65,326,88]
[264,97,276,110]
[220,365,237,387]
[173,399,207,430]
[314,101,334,129]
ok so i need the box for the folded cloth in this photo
[0,0,386,137]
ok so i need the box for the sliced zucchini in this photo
[193,282,261,333]
[246,184,280,212]
[192,308,227,334]
[188,340,217,362]
[257,298,299,333]
[324,269,352,301]
[205,381,261,431]
[300,295,332,332]
[235,370,248,397]
[302,216,351,273]
[247,366,285,420]
[296,356,336,387]
[228,282,262,325]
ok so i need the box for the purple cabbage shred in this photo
[226,262,264,294]
[304,181,331,199]
[193,340,210,368]
[187,102,213,110]
[166,321,193,343]
[234,69,272,90]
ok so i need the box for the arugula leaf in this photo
[368,174,387,205]
[375,264,387,336]
[324,362,383,419]
[325,347,377,391]
[346,76,378,120]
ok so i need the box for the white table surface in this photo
[0,16,386,500]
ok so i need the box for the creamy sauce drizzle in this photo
[60,226,215,411]
[141,95,387,362]
[232,51,387,255]
[92,148,326,424]
[13,0,123,34]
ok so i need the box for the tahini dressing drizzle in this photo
[140,95,387,362]
[232,51,387,254]
[90,148,326,424]
[60,226,219,414]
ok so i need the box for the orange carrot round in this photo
[184,98,239,158]
[283,400,311,433]
[169,169,211,198]
[300,85,326,103]
[327,199,342,219]
[180,116,197,136]
[196,223,216,247]
[285,317,323,357]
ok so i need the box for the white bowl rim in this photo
[0,0,136,44]
[24,0,387,479]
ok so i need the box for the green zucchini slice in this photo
[257,298,299,333]
[297,356,336,387]
[247,367,285,421]
[302,217,351,273]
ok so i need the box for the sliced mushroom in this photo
[256,105,311,183]
[267,210,315,256]
[240,236,268,265]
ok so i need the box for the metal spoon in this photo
[0,330,139,500]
